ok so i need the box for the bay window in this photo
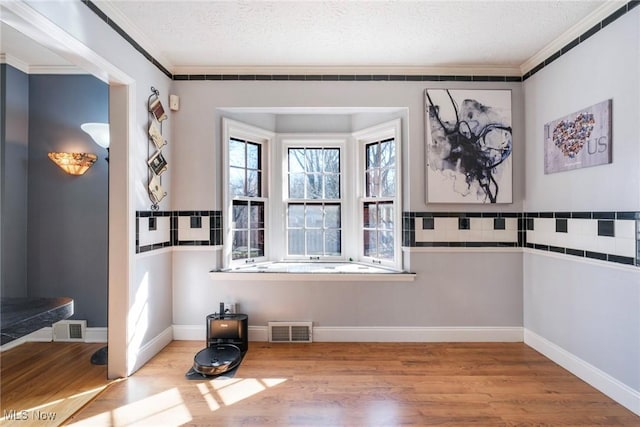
[223,117,402,271]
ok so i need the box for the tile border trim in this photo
[404,211,639,268]
[135,210,222,254]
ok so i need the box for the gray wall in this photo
[523,8,640,392]
[170,80,524,328]
[27,74,109,327]
[25,0,176,376]
[1,64,29,298]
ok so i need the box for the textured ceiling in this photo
[0,1,622,75]
[94,0,614,74]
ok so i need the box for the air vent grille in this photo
[268,321,312,343]
[53,320,86,342]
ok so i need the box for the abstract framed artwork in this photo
[544,99,612,174]
[425,89,513,204]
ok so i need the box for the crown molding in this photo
[1,53,98,75]
[520,1,627,75]
[0,53,29,73]
[1,0,133,84]
[170,65,522,77]
[29,65,88,74]
[92,0,174,73]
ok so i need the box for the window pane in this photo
[325,230,341,255]
[381,168,395,197]
[380,139,395,168]
[232,202,248,229]
[246,170,260,197]
[250,202,264,228]
[324,149,340,173]
[288,229,304,255]
[229,139,245,168]
[288,148,305,173]
[289,173,305,198]
[378,203,394,229]
[247,142,260,169]
[305,148,323,173]
[250,230,264,258]
[363,202,377,228]
[229,167,245,196]
[232,230,248,260]
[363,230,377,257]
[366,170,379,197]
[306,174,322,199]
[324,175,340,199]
[306,229,323,255]
[287,203,304,227]
[306,204,323,228]
[379,231,394,260]
[366,143,379,169]
[324,204,341,229]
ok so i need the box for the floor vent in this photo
[53,320,86,342]
[268,321,313,343]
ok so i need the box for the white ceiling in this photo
[0,1,625,76]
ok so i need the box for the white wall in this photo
[170,79,525,332]
[523,7,640,403]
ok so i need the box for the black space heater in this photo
[191,303,248,377]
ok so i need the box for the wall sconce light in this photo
[48,152,97,176]
[81,123,110,149]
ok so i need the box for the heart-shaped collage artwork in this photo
[552,112,595,158]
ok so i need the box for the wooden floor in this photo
[62,341,638,426]
[1,342,114,427]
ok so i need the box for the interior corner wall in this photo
[27,74,109,327]
[1,64,29,298]
[523,7,640,395]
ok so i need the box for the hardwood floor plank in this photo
[4,341,637,426]
[1,342,113,427]
[63,341,639,426]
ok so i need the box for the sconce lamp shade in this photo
[48,152,97,175]
[81,122,110,149]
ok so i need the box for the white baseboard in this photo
[172,325,523,343]
[25,326,54,341]
[0,327,53,352]
[0,326,108,352]
[85,327,108,343]
[313,326,523,342]
[524,329,640,416]
[128,326,173,375]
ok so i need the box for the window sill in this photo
[209,261,416,282]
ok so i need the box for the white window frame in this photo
[222,118,402,272]
[354,119,402,270]
[277,136,349,262]
[222,118,274,268]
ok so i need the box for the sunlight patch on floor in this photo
[1,384,113,424]
[69,387,192,426]
[67,411,113,426]
[67,378,287,425]
[200,377,288,407]
[113,388,191,425]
